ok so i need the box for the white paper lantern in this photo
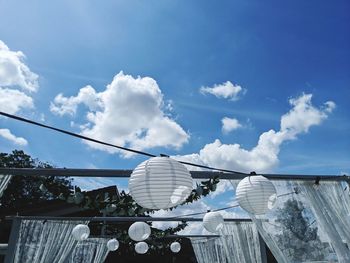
[128,222,151,241]
[129,157,193,210]
[107,238,119,251]
[135,242,149,254]
[72,224,90,241]
[236,175,277,215]
[170,242,181,253]
[203,211,224,234]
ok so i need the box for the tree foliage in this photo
[0,150,73,212]
[275,199,326,262]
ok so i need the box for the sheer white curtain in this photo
[14,220,88,263]
[190,237,228,263]
[0,174,11,197]
[220,222,262,263]
[297,181,350,262]
[230,179,338,263]
[190,222,262,263]
[69,238,109,263]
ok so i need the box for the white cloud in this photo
[50,71,189,156]
[221,117,242,134]
[0,128,28,146]
[176,94,335,173]
[0,87,34,114]
[0,40,39,145]
[200,81,245,100]
[0,40,38,92]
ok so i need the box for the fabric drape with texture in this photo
[0,174,11,197]
[190,222,262,263]
[14,220,88,263]
[69,238,109,263]
[297,181,350,262]
[230,179,339,263]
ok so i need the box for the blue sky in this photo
[0,0,349,228]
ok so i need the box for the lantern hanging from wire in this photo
[170,241,181,253]
[129,157,193,210]
[135,242,149,254]
[203,211,224,234]
[128,222,151,241]
[72,224,90,241]
[107,238,119,251]
[236,175,277,215]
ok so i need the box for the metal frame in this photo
[6,216,251,222]
[0,168,348,181]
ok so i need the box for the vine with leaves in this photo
[54,176,220,253]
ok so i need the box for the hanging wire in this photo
[0,111,247,175]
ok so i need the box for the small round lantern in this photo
[203,211,224,234]
[135,242,149,254]
[128,222,151,241]
[72,224,90,241]
[236,175,277,215]
[107,238,119,251]
[170,242,181,253]
[129,157,193,210]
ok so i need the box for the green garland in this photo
[56,176,220,252]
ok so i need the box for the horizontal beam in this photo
[0,168,348,181]
[6,216,251,222]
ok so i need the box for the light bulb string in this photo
[0,111,247,175]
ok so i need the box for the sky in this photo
[0,0,349,233]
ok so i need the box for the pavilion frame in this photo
[2,167,348,263]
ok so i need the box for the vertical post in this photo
[5,217,21,263]
[258,234,268,263]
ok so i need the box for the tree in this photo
[0,150,73,213]
[275,199,326,262]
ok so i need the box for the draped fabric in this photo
[0,174,11,197]
[14,220,88,263]
[69,238,109,263]
[220,222,262,263]
[190,237,227,263]
[297,181,350,262]
[190,222,262,263]
[230,179,340,263]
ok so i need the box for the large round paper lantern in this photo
[135,242,149,254]
[236,175,277,215]
[107,238,119,251]
[170,242,181,253]
[203,211,224,234]
[72,224,90,241]
[128,222,151,241]
[129,157,193,210]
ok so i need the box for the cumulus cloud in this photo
[200,81,245,100]
[0,128,28,146]
[221,117,242,134]
[50,71,189,155]
[175,94,335,173]
[0,40,38,92]
[0,88,34,114]
[0,40,38,145]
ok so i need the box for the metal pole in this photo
[6,216,251,222]
[4,217,21,263]
[0,168,347,181]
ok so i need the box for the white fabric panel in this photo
[14,220,88,263]
[297,181,350,263]
[69,238,109,263]
[190,222,262,263]
[231,179,340,263]
[0,174,12,198]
